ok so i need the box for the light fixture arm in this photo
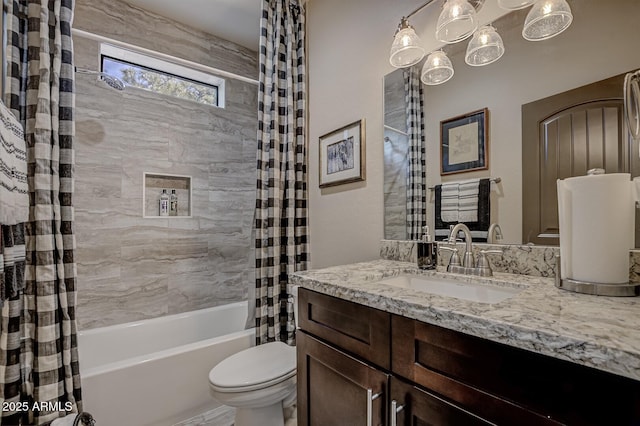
[405,0,437,20]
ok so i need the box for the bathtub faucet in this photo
[73,412,96,426]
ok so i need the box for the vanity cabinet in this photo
[297,288,495,425]
[297,288,640,425]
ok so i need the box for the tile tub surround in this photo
[290,259,640,382]
[381,240,640,281]
[73,0,257,329]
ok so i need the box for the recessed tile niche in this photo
[143,172,192,218]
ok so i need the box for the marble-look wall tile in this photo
[383,130,408,241]
[74,0,257,80]
[167,271,247,315]
[77,275,169,330]
[74,1,257,330]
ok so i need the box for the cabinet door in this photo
[389,377,489,426]
[297,331,389,426]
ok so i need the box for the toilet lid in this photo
[209,341,296,390]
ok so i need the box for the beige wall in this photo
[307,0,640,267]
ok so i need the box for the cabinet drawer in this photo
[298,288,391,370]
[392,314,640,425]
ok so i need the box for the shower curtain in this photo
[404,66,426,240]
[255,0,308,345]
[1,0,82,424]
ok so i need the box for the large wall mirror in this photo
[383,0,640,245]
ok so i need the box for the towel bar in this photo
[428,177,501,191]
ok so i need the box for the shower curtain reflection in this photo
[383,65,427,241]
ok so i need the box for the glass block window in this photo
[100,43,225,108]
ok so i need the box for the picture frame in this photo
[440,108,489,175]
[319,119,366,188]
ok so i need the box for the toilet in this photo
[208,287,299,426]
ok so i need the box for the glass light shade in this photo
[522,0,573,41]
[497,0,535,10]
[465,25,505,66]
[436,0,478,44]
[421,51,454,85]
[390,19,425,68]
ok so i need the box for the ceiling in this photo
[123,0,262,51]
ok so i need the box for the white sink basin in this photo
[377,274,522,304]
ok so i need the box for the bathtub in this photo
[78,302,254,426]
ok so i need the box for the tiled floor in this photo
[174,405,297,426]
[173,406,235,426]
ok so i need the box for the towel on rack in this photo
[435,178,491,242]
[458,179,480,222]
[0,100,27,226]
[439,182,459,223]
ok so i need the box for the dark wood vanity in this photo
[297,287,640,425]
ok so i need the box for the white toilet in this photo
[208,287,299,426]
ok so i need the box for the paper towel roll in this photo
[557,173,634,284]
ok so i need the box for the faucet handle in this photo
[439,245,461,267]
[475,249,503,276]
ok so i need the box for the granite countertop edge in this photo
[290,259,640,382]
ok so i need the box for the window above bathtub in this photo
[100,43,226,108]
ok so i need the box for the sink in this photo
[376,274,522,304]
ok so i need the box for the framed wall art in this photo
[319,119,366,188]
[440,108,488,175]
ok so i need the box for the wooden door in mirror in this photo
[522,72,640,246]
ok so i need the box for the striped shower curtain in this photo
[1,0,82,424]
[404,66,426,240]
[255,0,308,345]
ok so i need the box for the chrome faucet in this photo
[447,223,474,272]
[440,223,503,276]
[487,223,503,244]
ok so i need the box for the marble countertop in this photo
[290,260,640,382]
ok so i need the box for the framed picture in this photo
[440,108,489,175]
[319,119,366,188]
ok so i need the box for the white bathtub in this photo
[78,302,254,426]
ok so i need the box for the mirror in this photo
[383,66,426,240]
[383,0,640,244]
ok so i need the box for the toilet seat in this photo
[209,341,296,393]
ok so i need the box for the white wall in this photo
[307,0,640,268]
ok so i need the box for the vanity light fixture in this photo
[435,0,478,44]
[389,0,481,69]
[421,50,454,85]
[465,25,505,66]
[390,17,426,68]
[522,0,573,41]
[497,0,535,10]
[389,0,574,78]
